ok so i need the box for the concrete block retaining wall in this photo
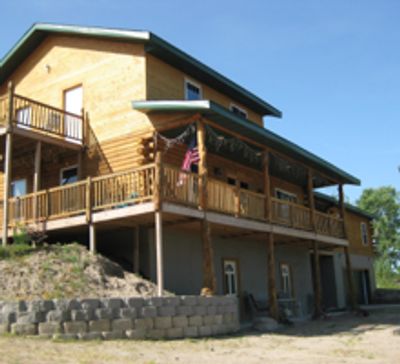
[0,296,239,340]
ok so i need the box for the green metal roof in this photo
[132,100,361,186]
[314,192,374,219]
[0,23,281,117]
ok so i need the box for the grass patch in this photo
[0,244,36,260]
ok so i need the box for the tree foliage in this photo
[356,186,400,288]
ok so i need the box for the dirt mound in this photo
[0,243,167,301]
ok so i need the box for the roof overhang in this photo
[0,23,281,117]
[132,100,361,186]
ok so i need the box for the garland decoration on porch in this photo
[204,124,262,164]
[156,123,196,151]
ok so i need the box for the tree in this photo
[356,186,400,288]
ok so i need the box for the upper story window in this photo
[361,222,369,245]
[60,165,78,186]
[230,104,248,119]
[11,179,27,197]
[184,79,202,100]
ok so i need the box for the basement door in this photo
[64,86,83,141]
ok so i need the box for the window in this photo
[361,222,369,245]
[60,166,78,185]
[230,104,248,119]
[11,179,27,197]
[184,79,202,100]
[280,263,293,297]
[223,260,238,295]
[275,189,298,222]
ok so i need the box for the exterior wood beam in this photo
[2,82,14,246]
[89,223,96,254]
[133,226,140,274]
[155,210,164,296]
[263,151,272,222]
[267,233,279,320]
[308,169,316,230]
[312,240,323,318]
[197,119,216,293]
[338,184,357,310]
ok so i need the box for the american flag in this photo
[177,135,200,186]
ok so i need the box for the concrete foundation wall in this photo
[0,296,239,340]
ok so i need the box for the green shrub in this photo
[0,243,35,260]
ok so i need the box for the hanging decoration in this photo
[204,124,262,164]
[156,123,196,151]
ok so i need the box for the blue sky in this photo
[1,0,399,203]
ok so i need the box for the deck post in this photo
[155,211,164,296]
[197,120,216,293]
[267,232,279,320]
[89,223,96,254]
[307,169,316,230]
[263,151,272,222]
[33,141,42,221]
[312,240,323,318]
[133,226,140,274]
[339,184,357,310]
[2,82,14,246]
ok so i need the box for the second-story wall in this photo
[146,55,264,126]
[346,211,374,257]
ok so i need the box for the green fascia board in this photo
[314,192,375,220]
[0,23,281,117]
[132,100,361,186]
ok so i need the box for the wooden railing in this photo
[162,164,199,206]
[7,164,155,226]
[315,211,345,238]
[4,162,345,239]
[0,94,84,143]
[92,165,154,211]
[271,198,312,231]
[208,179,236,215]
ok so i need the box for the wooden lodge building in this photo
[0,24,375,318]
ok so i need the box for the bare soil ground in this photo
[1,309,399,364]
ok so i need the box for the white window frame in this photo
[360,222,369,246]
[275,188,298,203]
[184,78,202,100]
[280,263,293,297]
[223,259,238,296]
[230,103,248,119]
[11,178,27,197]
[60,165,79,186]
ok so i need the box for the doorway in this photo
[64,86,83,140]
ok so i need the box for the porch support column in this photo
[312,240,323,318]
[307,169,316,230]
[267,232,279,320]
[197,120,216,293]
[33,141,42,222]
[154,150,164,296]
[2,82,14,246]
[89,223,96,254]
[339,184,357,310]
[155,211,164,296]
[133,226,140,274]
[263,151,272,222]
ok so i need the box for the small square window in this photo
[361,222,369,245]
[60,166,78,185]
[185,80,202,100]
[11,179,27,197]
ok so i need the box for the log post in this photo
[263,151,272,222]
[307,169,316,230]
[133,226,140,274]
[154,150,162,211]
[33,141,42,221]
[339,184,357,310]
[312,240,323,318]
[197,120,216,293]
[267,233,279,320]
[155,210,164,296]
[89,223,96,254]
[2,82,14,246]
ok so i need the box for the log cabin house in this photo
[0,23,375,318]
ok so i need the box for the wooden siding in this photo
[146,55,264,126]
[346,211,375,256]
